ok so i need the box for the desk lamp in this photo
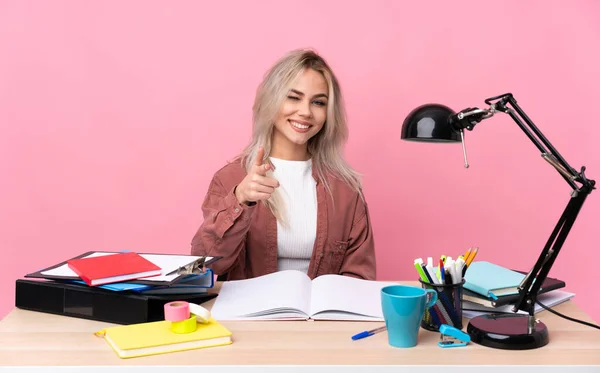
[401,93,595,350]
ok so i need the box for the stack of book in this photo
[15,251,222,324]
[461,261,575,318]
[26,251,220,294]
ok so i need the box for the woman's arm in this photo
[339,197,377,280]
[191,174,256,276]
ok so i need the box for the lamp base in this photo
[466,313,549,350]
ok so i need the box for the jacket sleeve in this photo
[339,196,377,280]
[190,174,257,276]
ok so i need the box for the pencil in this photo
[463,247,472,262]
[465,247,479,266]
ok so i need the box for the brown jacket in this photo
[191,160,376,281]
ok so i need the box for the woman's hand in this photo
[235,147,279,205]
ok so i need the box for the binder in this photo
[15,279,217,325]
[24,251,221,286]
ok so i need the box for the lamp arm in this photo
[512,185,591,319]
[453,93,596,322]
[492,94,583,190]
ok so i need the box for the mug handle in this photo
[424,289,438,308]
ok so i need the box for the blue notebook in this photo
[463,261,526,299]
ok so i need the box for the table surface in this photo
[1,281,599,366]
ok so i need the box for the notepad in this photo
[210,270,393,321]
[463,261,526,298]
[96,318,232,358]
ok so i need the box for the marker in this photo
[445,259,458,284]
[425,262,441,285]
[456,257,466,280]
[414,258,429,282]
[422,264,435,284]
[427,257,434,268]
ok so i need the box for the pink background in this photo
[1,1,598,322]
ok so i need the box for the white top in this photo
[269,157,318,274]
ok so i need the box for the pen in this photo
[445,269,453,285]
[440,260,445,283]
[351,326,386,340]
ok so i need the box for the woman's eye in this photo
[287,96,300,100]
[314,101,326,106]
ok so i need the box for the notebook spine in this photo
[463,281,492,299]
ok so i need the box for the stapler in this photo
[438,324,470,348]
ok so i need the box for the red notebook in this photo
[67,252,162,286]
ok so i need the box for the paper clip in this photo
[438,324,470,348]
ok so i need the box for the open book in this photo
[210,270,393,321]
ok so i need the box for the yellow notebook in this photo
[95,318,232,358]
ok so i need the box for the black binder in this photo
[15,279,217,325]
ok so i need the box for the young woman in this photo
[191,49,376,280]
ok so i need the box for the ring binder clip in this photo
[438,324,470,348]
[166,256,207,276]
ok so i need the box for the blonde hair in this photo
[238,49,363,224]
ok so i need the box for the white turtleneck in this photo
[269,157,317,274]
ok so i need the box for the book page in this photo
[210,270,312,320]
[40,252,213,283]
[309,275,393,321]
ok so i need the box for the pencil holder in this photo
[418,279,464,332]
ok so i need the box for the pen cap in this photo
[418,279,464,332]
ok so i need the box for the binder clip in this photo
[438,324,470,348]
[166,256,207,276]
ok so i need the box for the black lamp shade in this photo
[401,104,460,142]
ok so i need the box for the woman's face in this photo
[272,68,328,154]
